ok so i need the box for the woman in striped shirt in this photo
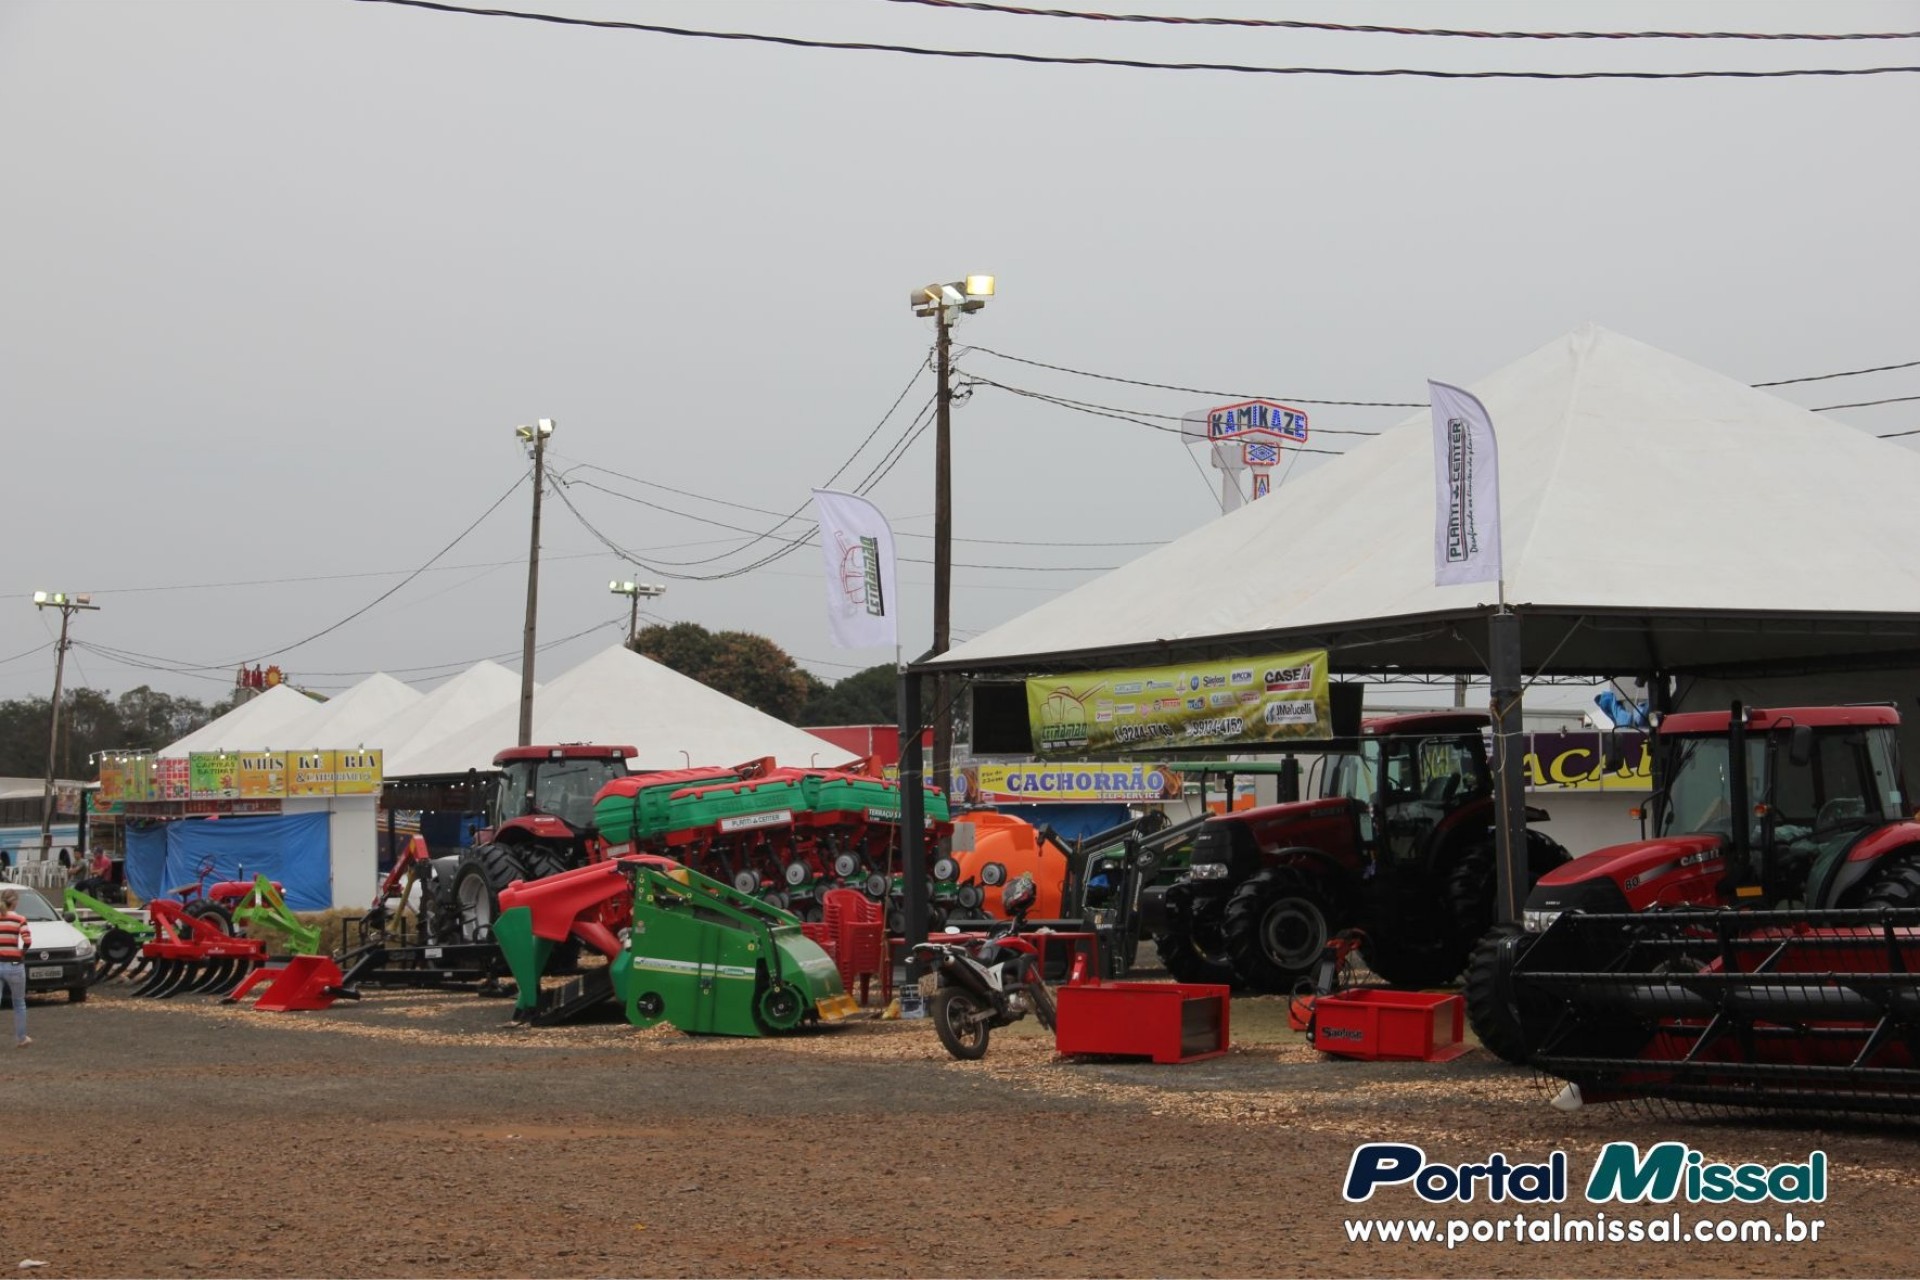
[0,887,31,1047]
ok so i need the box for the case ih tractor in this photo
[1152,711,1568,993]
[1466,703,1920,1117]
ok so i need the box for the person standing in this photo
[0,887,30,1048]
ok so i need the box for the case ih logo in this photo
[1265,664,1314,692]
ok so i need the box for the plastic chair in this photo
[821,888,890,1006]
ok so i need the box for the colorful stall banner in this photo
[959,763,1185,805]
[1026,650,1330,755]
[287,751,339,797]
[188,752,240,800]
[155,757,191,801]
[237,752,287,799]
[335,750,383,795]
[1524,731,1651,792]
[97,758,126,809]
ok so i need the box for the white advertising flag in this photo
[1429,380,1503,588]
[811,489,900,649]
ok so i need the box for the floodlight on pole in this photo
[516,418,556,746]
[32,589,98,861]
[905,273,994,804]
[609,579,667,648]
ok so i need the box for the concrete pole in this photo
[898,665,929,972]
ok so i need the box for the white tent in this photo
[355,660,526,767]
[157,683,324,757]
[390,645,854,776]
[272,672,422,750]
[931,324,1920,678]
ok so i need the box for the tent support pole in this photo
[898,666,929,975]
[1489,608,1527,926]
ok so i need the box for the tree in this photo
[0,685,234,778]
[633,623,813,722]
[798,663,899,726]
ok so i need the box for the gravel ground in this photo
[4,957,1918,1278]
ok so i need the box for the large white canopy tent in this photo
[904,324,1920,931]
[387,645,854,777]
[272,672,422,750]
[157,683,323,758]
[354,660,527,769]
[927,324,1920,687]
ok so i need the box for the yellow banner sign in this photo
[1026,650,1330,755]
[335,750,383,795]
[287,751,338,797]
[961,763,1185,804]
[237,753,287,799]
[188,753,240,800]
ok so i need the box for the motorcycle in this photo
[914,872,1057,1060]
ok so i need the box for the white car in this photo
[0,882,94,1004]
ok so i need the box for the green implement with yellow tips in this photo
[492,857,860,1036]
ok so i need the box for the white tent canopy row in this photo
[155,646,851,778]
[923,325,1920,681]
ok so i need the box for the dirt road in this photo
[4,979,1915,1278]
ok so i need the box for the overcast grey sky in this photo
[3,0,1916,707]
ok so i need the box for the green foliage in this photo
[632,623,814,723]
[798,663,899,726]
[0,685,237,777]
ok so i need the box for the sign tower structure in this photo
[1180,399,1311,511]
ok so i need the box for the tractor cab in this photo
[481,745,637,846]
[1649,704,1908,907]
[1319,712,1496,870]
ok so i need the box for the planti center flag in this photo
[811,489,899,649]
[1429,380,1503,588]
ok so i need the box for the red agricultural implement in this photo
[1469,703,1920,1119]
[130,899,271,998]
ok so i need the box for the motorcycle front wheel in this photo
[931,987,992,1060]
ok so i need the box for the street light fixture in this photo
[906,273,994,799]
[609,579,667,648]
[33,589,99,861]
[516,418,556,747]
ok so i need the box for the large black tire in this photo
[1464,925,1550,1065]
[451,844,531,943]
[183,899,234,936]
[1444,832,1570,949]
[521,847,577,883]
[1223,869,1339,994]
[1861,855,1920,910]
[1362,903,1471,989]
[1152,898,1237,987]
[931,987,991,1060]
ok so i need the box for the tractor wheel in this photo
[1464,925,1550,1065]
[1151,898,1236,987]
[1444,834,1569,949]
[1363,917,1470,990]
[931,988,991,1060]
[521,848,575,883]
[450,843,531,943]
[756,982,805,1033]
[1223,869,1338,994]
[1861,855,1920,910]
[183,899,234,935]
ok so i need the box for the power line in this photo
[879,0,1920,42]
[1754,358,1920,387]
[0,641,53,667]
[963,372,1353,455]
[1876,427,1920,439]
[348,0,1920,78]
[961,373,1384,435]
[1812,393,1920,412]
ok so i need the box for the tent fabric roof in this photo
[157,684,324,757]
[927,325,1920,678]
[389,645,856,777]
[271,672,423,750]
[356,660,527,768]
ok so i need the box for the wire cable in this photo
[964,345,1425,407]
[1754,358,1920,387]
[348,1,1920,78]
[879,0,1920,42]
[963,372,1351,455]
[1812,393,1920,412]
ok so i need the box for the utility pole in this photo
[909,275,993,801]
[515,419,555,747]
[33,591,98,861]
[931,306,954,797]
[609,580,667,649]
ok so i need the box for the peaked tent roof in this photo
[158,683,326,757]
[271,672,422,750]
[390,645,856,776]
[356,660,527,766]
[927,325,1920,679]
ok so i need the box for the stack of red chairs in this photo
[820,888,891,1007]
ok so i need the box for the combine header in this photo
[492,857,860,1035]
[1469,703,1920,1120]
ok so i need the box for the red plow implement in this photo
[129,899,269,999]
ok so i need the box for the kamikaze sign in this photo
[811,489,899,649]
[1429,380,1502,588]
[1026,651,1330,755]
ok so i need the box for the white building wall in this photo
[282,794,379,910]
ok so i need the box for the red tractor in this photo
[1151,711,1568,993]
[440,744,637,942]
[1467,702,1920,1083]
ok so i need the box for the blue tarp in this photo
[122,813,332,911]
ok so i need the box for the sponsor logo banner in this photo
[1026,650,1330,754]
[961,763,1185,804]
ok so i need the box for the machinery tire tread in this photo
[1222,868,1338,995]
